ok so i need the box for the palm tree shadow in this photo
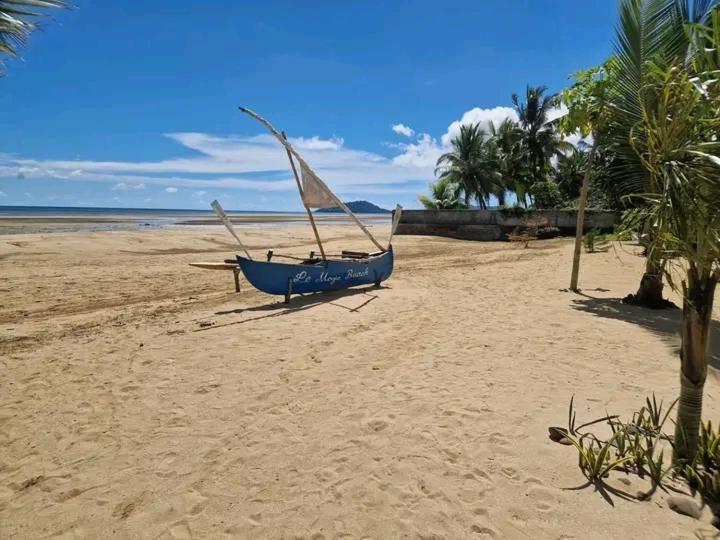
[198,285,385,331]
[570,297,720,371]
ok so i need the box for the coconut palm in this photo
[608,0,719,307]
[435,124,499,209]
[0,0,68,74]
[555,149,587,201]
[417,178,465,210]
[623,63,720,463]
[560,65,613,291]
[512,85,572,186]
[488,118,527,206]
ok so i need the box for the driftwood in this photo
[508,216,549,248]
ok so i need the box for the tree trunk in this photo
[673,272,717,464]
[569,141,597,292]
[622,255,673,309]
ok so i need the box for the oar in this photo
[387,204,403,250]
[211,200,253,260]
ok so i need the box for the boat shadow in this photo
[570,296,720,371]
[197,285,387,331]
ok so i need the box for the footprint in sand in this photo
[458,471,492,503]
[158,520,193,539]
[525,484,562,512]
[366,418,390,432]
[470,524,498,538]
[488,432,516,456]
[500,466,522,482]
[112,498,140,519]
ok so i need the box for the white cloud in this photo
[0,191,6,197]
[392,123,415,137]
[0,102,567,200]
[392,133,443,168]
[547,103,569,124]
[292,136,344,150]
[111,182,146,191]
[442,106,518,146]
[24,192,32,198]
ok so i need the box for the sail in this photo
[237,106,386,252]
[300,163,336,208]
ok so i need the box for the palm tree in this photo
[512,85,571,187]
[560,65,613,291]
[488,118,526,206]
[555,149,587,202]
[0,0,68,74]
[608,0,719,307]
[417,178,465,209]
[624,63,720,463]
[435,124,499,209]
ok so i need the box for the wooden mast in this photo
[282,131,326,260]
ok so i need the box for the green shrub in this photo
[499,205,528,219]
[529,180,562,209]
[583,228,610,252]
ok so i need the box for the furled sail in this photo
[300,163,336,208]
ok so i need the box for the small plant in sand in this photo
[583,229,609,253]
[551,395,720,505]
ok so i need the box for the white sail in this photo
[300,163,337,208]
[237,107,385,252]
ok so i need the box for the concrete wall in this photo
[395,209,620,241]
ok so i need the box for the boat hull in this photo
[236,247,393,296]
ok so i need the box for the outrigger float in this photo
[203,107,402,303]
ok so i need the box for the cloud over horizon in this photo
[0,102,581,208]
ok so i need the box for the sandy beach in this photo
[2,224,720,539]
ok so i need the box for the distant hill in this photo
[315,200,391,214]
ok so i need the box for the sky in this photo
[0,0,618,211]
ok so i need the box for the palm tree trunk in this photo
[623,254,669,308]
[673,270,717,464]
[569,141,597,291]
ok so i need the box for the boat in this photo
[210,107,402,303]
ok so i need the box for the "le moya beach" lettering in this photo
[292,267,370,286]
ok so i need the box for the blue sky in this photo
[0,0,617,211]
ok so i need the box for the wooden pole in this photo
[233,267,241,293]
[569,139,598,292]
[282,131,326,260]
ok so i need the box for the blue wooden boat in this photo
[210,107,402,302]
[236,248,394,300]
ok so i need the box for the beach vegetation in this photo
[528,179,562,209]
[621,60,720,465]
[417,178,466,209]
[512,85,572,187]
[605,0,719,308]
[0,0,69,74]
[583,229,610,253]
[435,124,500,209]
[555,394,720,505]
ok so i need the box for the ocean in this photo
[0,205,390,234]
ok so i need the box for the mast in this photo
[238,106,386,252]
[282,130,326,260]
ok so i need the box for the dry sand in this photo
[1,224,719,539]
